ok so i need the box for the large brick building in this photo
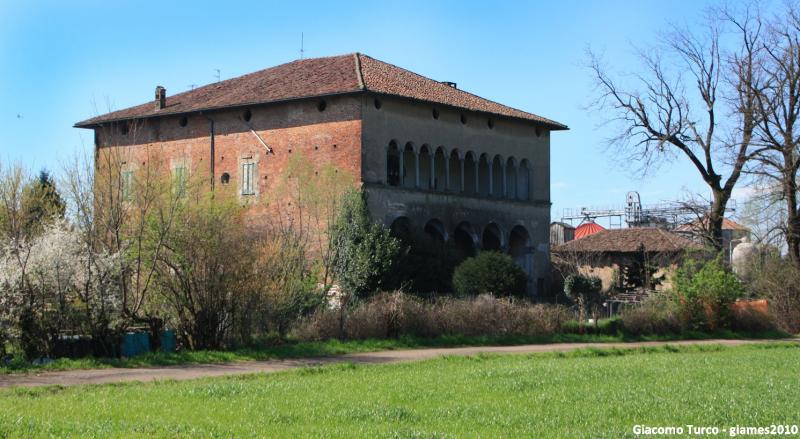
[75,53,567,295]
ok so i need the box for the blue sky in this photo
[0,0,762,226]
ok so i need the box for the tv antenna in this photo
[300,32,305,59]
[187,84,197,90]
[214,69,221,82]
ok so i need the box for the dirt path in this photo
[0,339,792,388]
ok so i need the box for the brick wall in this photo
[95,94,364,225]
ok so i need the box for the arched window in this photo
[448,149,462,192]
[419,145,432,189]
[402,142,416,188]
[387,141,400,186]
[506,157,517,200]
[518,159,530,201]
[478,154,490,196]
[434,147,447,191]
[492,155,504,198]
[464,152,477,194]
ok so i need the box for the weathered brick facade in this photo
[80,54,567,296]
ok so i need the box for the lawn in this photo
[0,343,797,437]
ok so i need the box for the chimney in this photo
[155,86,166,110]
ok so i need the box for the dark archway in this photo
[387,141,400,186]
[424,218,447,242]
[509,225,530,261]
[453,222,477,258]
[482,222,503,252]
[390,216,413,243]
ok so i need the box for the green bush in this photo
[452,252,528,297]
[672,256,745,331]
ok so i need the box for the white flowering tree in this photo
[0,219,122,358]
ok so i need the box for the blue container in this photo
[159,330,176,353]
[121,332,150,358]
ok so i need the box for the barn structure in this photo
[75,53,567,296]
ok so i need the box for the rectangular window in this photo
[173,166,187,197]
[241,162,255,195]
[121,170,134,200]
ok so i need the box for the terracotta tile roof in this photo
[674,217,751,233]
[553,228,702,254]
[75,53,567,129]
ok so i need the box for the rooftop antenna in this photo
[187,84,197,91]
[214,69,221,82]
[300,32,304,59]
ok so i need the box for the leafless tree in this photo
[742,3,800,266]
[588,7,766,251]
[60,120,183,339]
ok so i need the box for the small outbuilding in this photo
[552,228,702,296]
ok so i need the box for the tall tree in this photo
[22,169,66,236]
[743,4,800,265]
[588,9,764,250]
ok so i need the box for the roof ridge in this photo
[354,53,365,90]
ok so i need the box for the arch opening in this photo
[492,156,504,198]
[482,223,503,252]
[518,159,530,201]
[387,141,400,186]
[402,143,416,188]
[448,150,462,192]
[434,147,447,191]
[464,152,477,194]
[419,145,432,189]
[390,216,413,243]
[506,157,517,200]
[453,222,477,259]
[478,154,490,196]
[424,219,447,242]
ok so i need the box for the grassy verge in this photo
[0,343,798,437]
[1,328,789,374]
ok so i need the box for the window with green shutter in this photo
[241,162,255,195]
[121,169,134,200]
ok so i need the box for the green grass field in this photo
[0,343,797,438]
